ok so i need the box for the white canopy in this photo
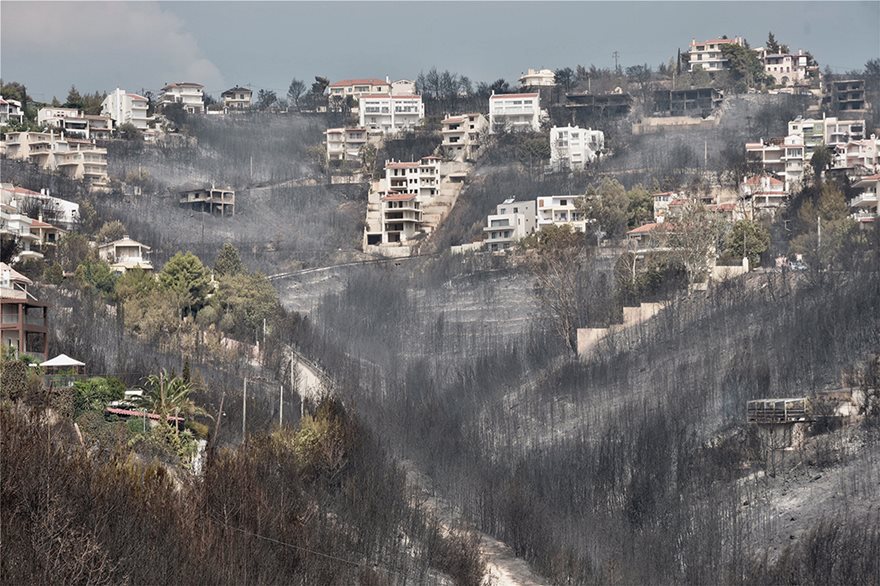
[40,354,86,368]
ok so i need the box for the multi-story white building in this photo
[788,116,865,156]
[0,184,80,230]
[483,198,536,252]
[833,135,880,174]
[4,132,109,189]
[36,107,81,128]
[687,36,745,72]
[159,82,204,114]
[102,89,149,130]
[536,195,588,232]
[328,78,390,99]
[441,113,488,161]
[358,94,424,134]
[325,127,378,163]
[489,92,541,134]
[518,68,556,87]
[0,198,43,261]
[849,174,879,225]
[220,86,253,110]
[383,157,441,198]
[745,134,805,192]
[763,50,814,87]
[652,191,681,223]
[549,125,604,172]
[741,174,788,212]
[37,107,113,140]
[379,192,423,244]
[0,97,24,127]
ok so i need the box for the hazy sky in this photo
[2,1,878,101]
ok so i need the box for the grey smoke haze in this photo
[1,1,878,101]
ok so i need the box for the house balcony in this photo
[850,192,879,208]
[851,209,877,223]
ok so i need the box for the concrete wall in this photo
[577,301,664,358]
[632,116,720,135]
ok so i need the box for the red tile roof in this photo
[744,175,784,187]
[627,222,665,235]
[162,82,204,90]
[127,93,148,101]
[382,193,417,202]
[490,92,539,99]
[105,407,184,422]
[386,162,420,169]
[330,78,387,88]
[359,94,421,99]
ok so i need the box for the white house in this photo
[687,36,745,72]
[740,174,788,212]
[328,78,390,99]
[441,113,488,161]
[159,82,204,114]
[763,50,814,87]
[652,191,681,223]
[0,184,80,230]
[549,125,604,171]
[489,92,541,134]
[788,116,865,156]
[383,157,442,198]
[483,198,537,252]
[833,135,880,174]
[0,97,24,126]
[0,199,43,261]
[36,107,80,128]
[519,68,556,87]
[358,94,424,134]
[325,127,373,163]
[102,88,149,130]
[97,236,153,273]
[391,79,417,96]
[221,86,253,110]
[850,174,879,225]
[4,132,109,189]
[536,195,588,232]
[37,107,113,140]
[745,135,805,193]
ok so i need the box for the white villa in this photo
[0,96,24,127]
[4,132,109,189]
[687,36,745,72]
[484,198,536,252]
[489,92,541,134]
[519,68,556,87]
[850,174,879,225]
[358,94,424,134]
[102,88,150,130]
[97,237,153,273]
[549,125,604,172]
[536,195,588,232]
[159,82,205,114]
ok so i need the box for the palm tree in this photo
[135,369,207,424]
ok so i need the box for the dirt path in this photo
[401,460,547,586]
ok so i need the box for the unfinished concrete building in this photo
[652,87,723,117]
[179,186,235,216]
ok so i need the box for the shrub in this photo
[72,377,125,416]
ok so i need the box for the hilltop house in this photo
[358,94,425,134]
[762,50,817,87]
[159,82,205,114]
[0,184,80,230]
[97,237,153,273]
[221,86,253,110]
[741,174,788,213]
[789,116,865,156]
[102,88,150,130]
[489,92,541,134]
[519,68,556,88]
[823,79,867,113]
[37,107,114,140]
[686,36,745,72]
[745,135,805,193]
[833,135,880,174]
[483,199,536,252]
[549,125,604,171]
[328,78,390,99]
[441,113,488,161]
[0,263,48,360]
[3,132,109,190]
[0,96,24,127]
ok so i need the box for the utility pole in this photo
[612,51,620,73]
[279,382,283,427]
[242,376,248,440]
[817,215,822,250]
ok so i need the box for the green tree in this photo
[56,233,94,272]
[720,44,768,92]
[626,185,654,228]
[215,272,282,339]
[582,178,629,239]
[65,85,83,109]
[75,260,116,296]
[810,144,833,183]
[723,219,770,266]
[95,220,126,244]
[116,122,141,140]
[766,32,780,54]
[213,242,244,277]
[256,89,277,111]
[114,267,156,302]
[663,200,723,285]
[158,252,212,317]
